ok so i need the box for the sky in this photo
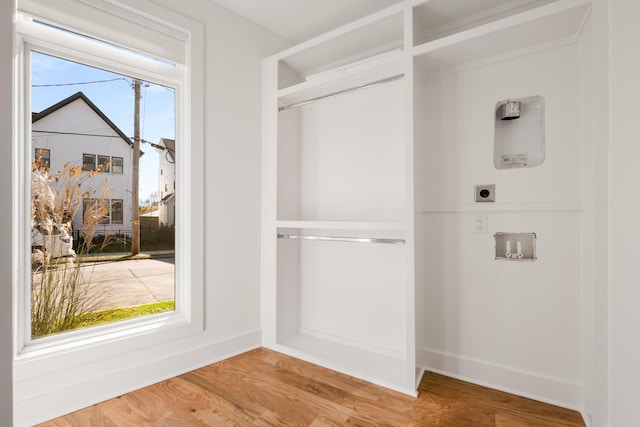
[31,51,175,204]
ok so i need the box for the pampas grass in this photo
[31,157,114,338]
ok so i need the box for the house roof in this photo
[32,91,134,149]
[160,192,175,203]
[159,138,175,162]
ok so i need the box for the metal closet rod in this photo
[277,233,405,245]
[278,74,404,111]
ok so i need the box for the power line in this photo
[33,77,130,87]
[33,130,123,138]
[32,130,167,150]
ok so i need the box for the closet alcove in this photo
[261,0,593,408]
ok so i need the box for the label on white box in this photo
[501,153,528,168]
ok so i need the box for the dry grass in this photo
[31,157,114,338]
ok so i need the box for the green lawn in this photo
[77,300,175,328]
[87,242,175,253]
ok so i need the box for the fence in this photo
[73,226,175,252]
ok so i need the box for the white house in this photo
[157,137,175,227]
[31,91,135,238]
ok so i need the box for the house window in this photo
[112,157,123,174]
[83,198,109,225]
[83,154,96,171]
[34,147,49,169]
[98,155,110,173]
[111,199,123,224]
[16,2,203,417]
[83,198,124,225]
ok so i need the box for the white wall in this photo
[12,1,290,424]
[420,40,586,409]
[582,0,609,424]
[0,0,14,424]
[175,0,290,341]
[609,0,640,424]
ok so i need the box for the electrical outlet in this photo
[474,214,488,234]
[475,184,495,202]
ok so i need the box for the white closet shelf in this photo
[276,220,405,231]
[412,0,591,74]
[272,333,416,396]
[274,3,409,86]
[277,51,405,107]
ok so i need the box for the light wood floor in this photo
[38,348,585,426]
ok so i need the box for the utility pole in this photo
[131,78,141,255]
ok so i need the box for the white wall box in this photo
[494,96,546,169]
[262,0,595,418]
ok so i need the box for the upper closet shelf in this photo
[413,0,591,74]
[275,7,405,91]
[277,51,405,108]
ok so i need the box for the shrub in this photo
[31,158,113,338]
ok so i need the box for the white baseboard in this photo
[14,330,261,427]
[421,347,583,411]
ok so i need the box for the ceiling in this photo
[208,0,405,43]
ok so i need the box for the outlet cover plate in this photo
[475,184,495,202]
[474,214,488,234]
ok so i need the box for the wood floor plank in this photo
[37,348,586,427]
[495,410,584,427]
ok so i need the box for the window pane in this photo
[83,154,96,171]
[111,199,123,224]
[34,147,50,169]
[112,157,123,174]
[83,198,109,225]
[98,155,110,173]
[31,51,176,339]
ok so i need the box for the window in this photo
[30,43,183,337]
[112,157,123,174]
[111,199,123,224]
[83,198,109,225]
[98,155,110,172]
[84,154,120,173]
[34,147,49,169]
[83,198,125,225]
[83,153,96,171]
[15,2,203,418]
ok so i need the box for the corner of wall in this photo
[0,0,14,425]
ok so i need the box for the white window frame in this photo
[111,199,124,225]
[97,154,110,173]
[34,146,49,168]
[111,156,123,174]
[83,153,96,171]
[83,197,110,224]
[13,0,203,371]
